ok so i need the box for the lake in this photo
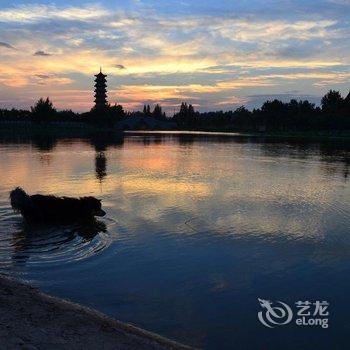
[0,131,349,349]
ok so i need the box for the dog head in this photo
[10,187,30,212]
[82,197,106,217]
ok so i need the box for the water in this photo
[0,131,349,349]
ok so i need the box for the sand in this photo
[0,275,193,350]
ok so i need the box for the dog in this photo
[10,187,106,224]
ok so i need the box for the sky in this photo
[0,0,349,113]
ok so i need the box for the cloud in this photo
[216,19,337,43]
[111,77,275,111]
[117,80,263,98]
[33,74,72,85]
[328,0,350,4]
[0,2,349,111]
[0,42,15,50]
[35,74,50,79]
[0,4,108,23]
[34,51,51,56]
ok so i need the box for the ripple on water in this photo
[0,205,117,272]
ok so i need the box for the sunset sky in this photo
[0,0,349,113]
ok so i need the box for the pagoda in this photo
[94,68,108,109]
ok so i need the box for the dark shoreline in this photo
[0,275,193,350]
[1,122,350,141]
[124,129,350,141]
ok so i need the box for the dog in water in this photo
[10,187,106,224]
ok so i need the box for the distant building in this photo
[94,68,108,109]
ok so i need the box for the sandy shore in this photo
[0,275,193,350]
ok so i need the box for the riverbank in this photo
[1,121,350,141]
[173,128,350,140]
[0,275,193,350]
[125,129,350,141]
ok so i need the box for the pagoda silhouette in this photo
[94,68,108,109]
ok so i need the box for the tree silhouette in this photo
[108,104,125,119]
[1,88,350,133]
[321,90,344,114]
[31,97,56,121]
[153,104,165,120]
[174,102,195,127]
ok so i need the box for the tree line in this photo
[174,90,350,131]
[0,90,349,131]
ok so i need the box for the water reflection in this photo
[0,131,349,181]
[95,152,107,182]
[32,135,58,152]
[0,131,349,349]
[0,215,109,268]
[87,132,124,183]
[87,132,124,152]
